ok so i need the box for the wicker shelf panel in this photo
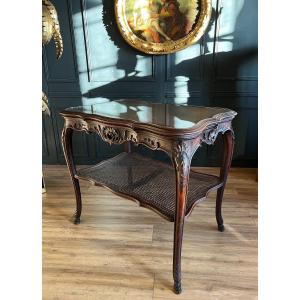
[76,153,221,221]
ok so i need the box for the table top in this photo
[62,99,237,131]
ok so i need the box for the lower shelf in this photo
[75,152,222,222]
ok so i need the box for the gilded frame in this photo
[114,0,212,55]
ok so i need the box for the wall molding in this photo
[80,0,155,83]
[165,40,206,82]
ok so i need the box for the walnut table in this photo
[60,99,237,294]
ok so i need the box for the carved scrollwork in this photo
[65,118,138,145]
[201,124,219,145]
[140,136,160,150]
[200,122,233,146]
[126,132,137,143]
[68,119,89,133]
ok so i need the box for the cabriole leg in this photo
[172,142,192,294]
[61,127,82,224]
[216,130,234,232]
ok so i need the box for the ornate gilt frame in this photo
[114,0,212,55]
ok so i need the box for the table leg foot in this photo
[74,216,81,225]
[174,281,182,294]
[218,224,225,232]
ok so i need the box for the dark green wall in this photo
[42,0,257,166]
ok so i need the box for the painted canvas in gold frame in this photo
[115,0,211,54]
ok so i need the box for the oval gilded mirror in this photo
[115,0,212,55]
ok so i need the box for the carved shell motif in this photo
[42,0,63,59]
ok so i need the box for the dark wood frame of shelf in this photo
[75,152,224,222]
[60,102,236,294]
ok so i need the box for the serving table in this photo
[60,99,237,294]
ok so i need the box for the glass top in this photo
[65,99,235,130]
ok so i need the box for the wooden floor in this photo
[43,165,257,300]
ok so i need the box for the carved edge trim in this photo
[62,115,235,151]
[60,107,237,139]
[64,117,170,152]
[65,117,137,145]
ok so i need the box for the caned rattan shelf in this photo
[75,152,222,222]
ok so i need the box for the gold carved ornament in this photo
[114,0,212,55]
[42,0,63,58]
[42,0,64,115]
